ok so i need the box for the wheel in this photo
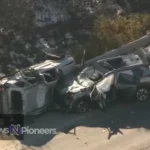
[73,100,89,113]
[136,87,149,101]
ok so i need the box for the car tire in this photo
[73,99,89,113]
[136,87,149,102]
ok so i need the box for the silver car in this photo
[56,54,150,113]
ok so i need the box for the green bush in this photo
[69,36,102,64]
[70,13,150,63]
[94,13,150,51]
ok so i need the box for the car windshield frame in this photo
[98,61,115,70]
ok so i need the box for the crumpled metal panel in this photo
[90,74,115,102]
[23,81,57,115]
[96,74,114,93]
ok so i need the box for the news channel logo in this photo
[9,124,57,135]
[9,124,22,136]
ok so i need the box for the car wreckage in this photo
[55,54,150,113]
[1,44,150,117]
[0,55,75,115]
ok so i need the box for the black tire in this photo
[136,87,149,101]
[73,99,89,113]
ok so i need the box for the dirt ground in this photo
[1,100,150,150]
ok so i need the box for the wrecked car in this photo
[55,54,150,113]
[0,56,76,116]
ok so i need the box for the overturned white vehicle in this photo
[0,56,75,115]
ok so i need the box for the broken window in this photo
[132,67,143,78]
[43,74,54,82]
[15,81,26,87]
[142,67,150,77]
[44,69,58,79]
[132,66,150,78]
[42,68,59,83]
[106,58,125,69]
[117,70,137,85]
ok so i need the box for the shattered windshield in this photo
[77,66,103,87]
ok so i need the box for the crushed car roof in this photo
[97,54,143,70]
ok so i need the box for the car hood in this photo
[60,80,92,94]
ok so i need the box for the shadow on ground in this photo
[19,100,150,147]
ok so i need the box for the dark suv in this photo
[55,54,150,113]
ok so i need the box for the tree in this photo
[94,14,150,51]
[0,0,35,34]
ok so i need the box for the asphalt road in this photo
[1,100,150,150]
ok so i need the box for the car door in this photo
[115,69,138,101]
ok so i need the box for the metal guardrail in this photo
[77,34,150,67]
